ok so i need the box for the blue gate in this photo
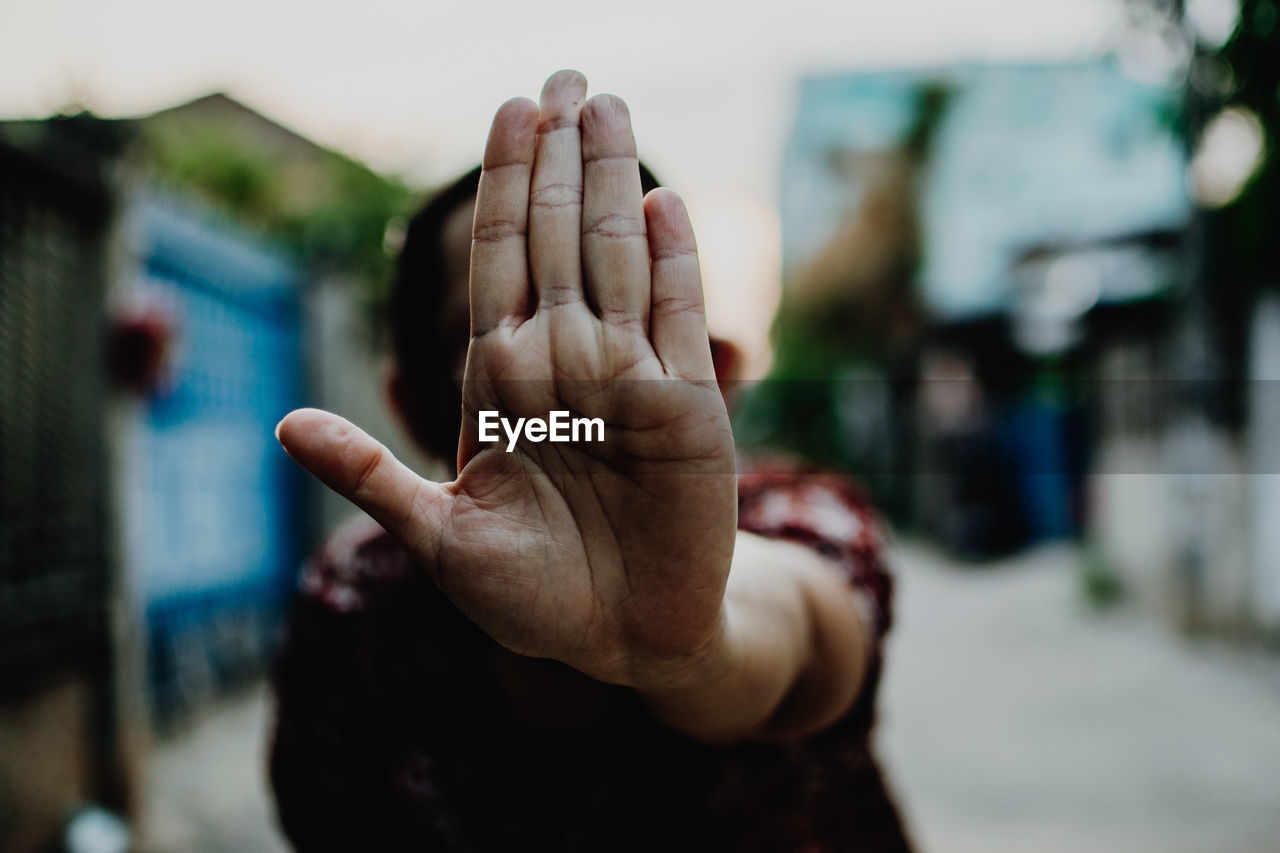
[121,194,305,721]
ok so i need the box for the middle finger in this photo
[529,70,588,309]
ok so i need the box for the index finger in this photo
[471,97,539,336]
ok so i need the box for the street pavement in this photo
[141,684,286,853]
[144,540,1280,851]
[878,541,1280,853]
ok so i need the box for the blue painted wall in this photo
[121,195,305,720]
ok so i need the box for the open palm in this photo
[277,71,737,688]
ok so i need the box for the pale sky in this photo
[2,0,1128,371]
[3,0,1125,199]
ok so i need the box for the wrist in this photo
[632,595,798,743]
[627,533,872,743]
[625,601,734,695]
[633,605,751,742]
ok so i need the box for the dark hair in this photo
[389,161,662,462]
[388,165,483,461]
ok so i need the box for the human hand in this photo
[276,71,737,689]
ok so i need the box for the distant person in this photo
[269,70,912,851]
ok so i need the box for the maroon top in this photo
[270,458,913,851]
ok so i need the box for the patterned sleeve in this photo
[736,456,893,638]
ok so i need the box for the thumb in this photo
[276,408,449,565]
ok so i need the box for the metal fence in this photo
[0,120,116,697]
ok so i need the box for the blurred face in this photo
[440,197,477,384]
[385,195,475,469]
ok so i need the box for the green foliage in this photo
[1211,0,1280,296]
[150,130,276,216]
[142,116,415,303]
[1081,544,1125,609]
[275,154,416,300]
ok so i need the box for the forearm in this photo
[639,531,874,743]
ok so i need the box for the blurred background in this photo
[2,0,1279,850]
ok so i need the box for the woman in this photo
[270,70,912,851]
